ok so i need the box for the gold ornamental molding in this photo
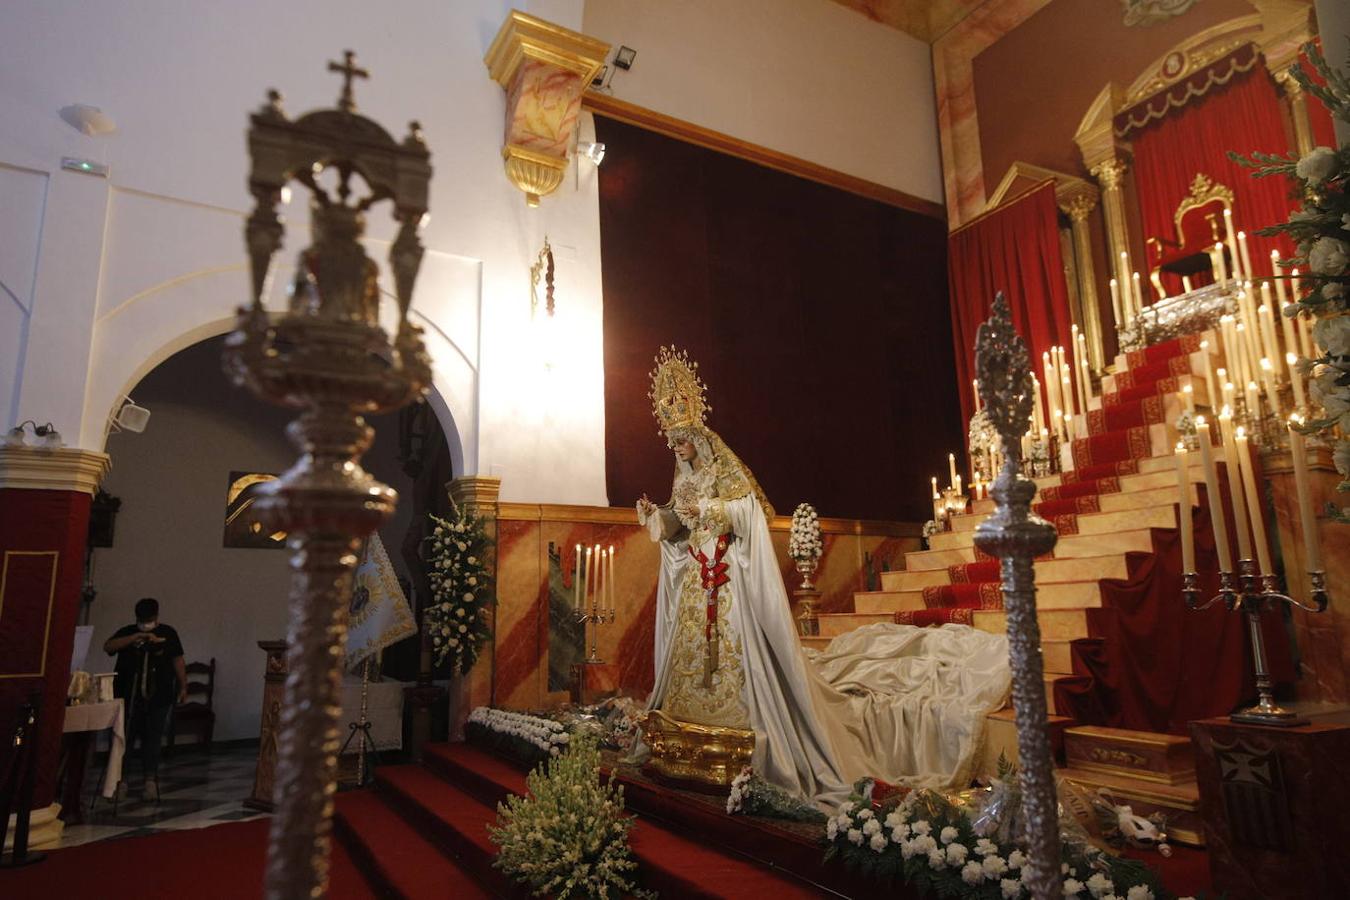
[496,501,922,537]
[0,446,111,495]
[484,11,610,206]
[985,162,1096,214]
[448,475,503,512]
[639,708,755,788]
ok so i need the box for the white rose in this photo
[1001,878,1023,899]
[946,842,969,866]
[871,833,889,853]
[826,818,838,839]
[1126,887,1153,900]
[911,820,931,836]
[862,818,881,836]
[983,855,1009,879]
[961,861,985,885]
[847,828,863,845]
[458,624,467,633]
[974,838,997,856]
[1295,146,1339,184]
[467,556,477,565]
[1313,315,1350,357]
[456,541,467,551]
[939,826,958,844]
[1087,873,1114,898]
[1007,849,1026,869]
[857,808,873,820]
[883,812,902,830]
[1309,236,1350,276]
[1064,878,1085,897]
[463,592,474,602]
[900,838,917,860]
[926,848,945,868]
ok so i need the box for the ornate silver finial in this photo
[972,292,1063,900]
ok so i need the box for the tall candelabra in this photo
[1184,563,1328,726]
[225,52,432,900]
[972,294,1062,900]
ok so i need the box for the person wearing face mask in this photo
[103,597,186,801]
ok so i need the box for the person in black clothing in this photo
[104,597,186,800]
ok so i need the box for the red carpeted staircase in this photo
[332,742,838,899]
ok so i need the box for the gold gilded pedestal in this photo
[639,709,755,791]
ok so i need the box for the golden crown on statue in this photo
[649,346,710,434]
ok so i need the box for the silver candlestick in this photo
[972,293,1062,900]
[1184,560,1328,727]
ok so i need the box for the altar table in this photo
[59,698,125,823]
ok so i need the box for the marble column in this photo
[1090,157,1133,331]
[0,445,110,846]
[1059,184,1106,373]
[1275,68,1316,158]
[447,476,502,731]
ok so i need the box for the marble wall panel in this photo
[488,506,920,711]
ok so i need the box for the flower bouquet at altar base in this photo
[822,761,1180,900]
[1230,41,1350,522]
[424,504,494,673]
[724,767,828,823]
[466,706,570,769]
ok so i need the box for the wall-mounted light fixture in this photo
[577,141,605,166]
[613,46,637,70]
[3,420,64,449]
[109,397,152,434]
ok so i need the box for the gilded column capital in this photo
[0,446,111,495]
[1090,158,1129,191]
[1057,184,1100,222]
[448,475,503,515]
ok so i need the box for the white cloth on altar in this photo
[645,492,1011,809]
[64,698,125,798]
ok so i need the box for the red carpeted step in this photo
[1112,355,1191,391]
[948,560,1001,583]
[419,744,821,899]
[921,582,1002,609]
[1102,375,1180,407]
[895,608,975,627]
[1034,495,1102,517]
[0,818,376,900]
[1087,395,1166,435]
[1061,459,1139,484]
[1122,333,1201,370]
[1040,477,1120,501]
[1071,426,1151,469]
[334,789,493,900]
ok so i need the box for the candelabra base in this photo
[1230,705,1308,728]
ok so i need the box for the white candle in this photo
[1214,242,1229,286]
[1280,302,1301,374]
[1233,427,1272,575]
[608,545,617,612]
[1132,271,1145,316]
[1195,418,1233,572]
[1119,251,1131,311]
[1234,321,1252,388]
[1259,358,1281,417]
[1075,332,1090,411]
[1287,352,1306,410]
[1287,416,1323,572]
[954,473,962,497]
[1220,316,1243,388]
[1182,275,1194,294]
[1245,380,1261,423]
[1218,409,1253,561]
[1298,308,1315,359]
[1238,230,1254,282]
[1043,353,1061,426]
[1182,382,1196,415]
[949,453,958,490]
[973,379,982,412]
[582,545,592,606]
[1109,278,1124,327]
[1054,408,1066,443]
[1291,266,1301,298]
[1200,340,1216,410]
[1221,378,1235,415]
[931,475,939,499]
[574,544,582,607]
[1271,250,1287,305]
[1063,374,1075,423]
[1258,293,1279,363]
[1175,442,1195,573]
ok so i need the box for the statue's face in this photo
[670,437,697,462]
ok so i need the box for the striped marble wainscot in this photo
[491,504,920,710]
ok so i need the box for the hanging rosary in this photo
[690,534,730,688]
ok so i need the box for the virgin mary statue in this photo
[636,348,1011,810]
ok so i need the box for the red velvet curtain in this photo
[948,181,1074,430]
[1133,59,1297,295]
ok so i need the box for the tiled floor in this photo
[59,744,266,848]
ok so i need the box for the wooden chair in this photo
[1146,173,1235,298]
[167,658,215,754]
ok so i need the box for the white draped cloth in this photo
[643,488,1011,810]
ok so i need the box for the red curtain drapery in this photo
[1133,56,1297,296]
[948,181,1074,433]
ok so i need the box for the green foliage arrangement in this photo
[425,505,493,673]
[489,733,649,899]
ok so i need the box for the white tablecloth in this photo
[337,680,404,752]
[64,698,124,798]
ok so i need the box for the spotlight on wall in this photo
[109,397,152,435]
[590,64,609,88]
[577,141,606,166]
[613,46,637,70]
[3,420,64,448]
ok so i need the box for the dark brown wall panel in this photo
[597,117,960,522]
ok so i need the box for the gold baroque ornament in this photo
[1121,0,1202,29]
[226,50,432,900]
[972,294,1063,900]
[639,708,756,788]
[649,345,710,433]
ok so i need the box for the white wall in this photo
[583,0,944,204]
[0,0,608,505]
[88,339,420,742]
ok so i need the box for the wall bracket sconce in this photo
[484,11,610,206]
[3,420,65,448]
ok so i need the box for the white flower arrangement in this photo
[1233,41,1350,522]
[468,706,571,757]
[425,506,493,673]
[724,765,829,823]
[822,779,1172,899]
[489,732,647,899]
[788,502,823,562]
